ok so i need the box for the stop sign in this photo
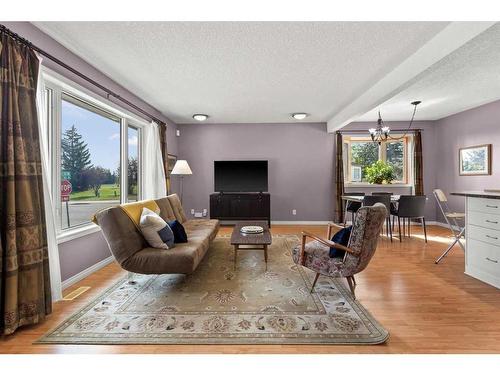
[61,179,72,197]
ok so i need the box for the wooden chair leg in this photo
[408,218,411,238]
[346,276,356,299]
[310,273,321,293]
[422,217,428,243]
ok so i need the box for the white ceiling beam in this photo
[326,21,496,133]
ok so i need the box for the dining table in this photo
[341,194,401,203]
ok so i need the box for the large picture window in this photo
[43,72,145,239]
[344,135,411,184]
[60,96,122,229]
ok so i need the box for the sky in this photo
[62,100,138,171]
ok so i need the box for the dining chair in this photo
[343,192,365,227]
[391,195,427,242]
[363,195,392,242]
[433,189,466,264]
[372,192,397,218]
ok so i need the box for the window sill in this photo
[57,223,101,245]
[344,183,413,188]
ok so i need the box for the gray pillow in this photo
[139,207,175,249]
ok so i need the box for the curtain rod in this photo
[336,129,424,134]
[0,24,165,126]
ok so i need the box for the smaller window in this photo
[344,135,411,184]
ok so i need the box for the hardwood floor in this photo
[1,224,500,354]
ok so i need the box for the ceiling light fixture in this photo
[193,114,208,121]
[369,101,422,145]
[292,113,308,120]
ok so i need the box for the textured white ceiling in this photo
[34,22,448,124]
[356,23,500,122]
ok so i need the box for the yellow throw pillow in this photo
[119,200,161,229]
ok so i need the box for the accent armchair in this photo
[292,204,387,299]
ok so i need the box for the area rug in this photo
[38,235,389,345]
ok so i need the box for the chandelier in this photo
[369,101,421,144]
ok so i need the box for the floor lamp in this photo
[170,160,192,203]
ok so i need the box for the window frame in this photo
[126,123,142,203]
[42,68,148,243]
[343,134,413,187]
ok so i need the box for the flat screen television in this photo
[214,160,268,192]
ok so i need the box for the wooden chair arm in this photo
[327,222,344,238]
[300,231,359,264]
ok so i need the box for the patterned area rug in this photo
[38,235,388,345]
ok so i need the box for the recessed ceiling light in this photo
[193,114,209,121]
[292,113,308,120]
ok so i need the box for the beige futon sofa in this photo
[94,194,219,274]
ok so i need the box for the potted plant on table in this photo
[365,160,396,184]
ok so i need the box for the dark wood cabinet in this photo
[210,193,271,226]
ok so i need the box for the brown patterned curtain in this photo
[334,131,345,223]
[0,32,52,335]
[158,122,169,194]
[414,130,424,196]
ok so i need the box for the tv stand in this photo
[210,192,271,227]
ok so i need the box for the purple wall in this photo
[177,122,335,221]
[1,22,179,283]
[434,99,500,221]
[343,121,438,220]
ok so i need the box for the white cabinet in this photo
[466,197,500,288]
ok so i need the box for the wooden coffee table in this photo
[230,221,272,269]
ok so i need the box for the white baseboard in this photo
[62,255,115,290]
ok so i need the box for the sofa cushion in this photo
[167,194,188,223]
[122,219,220,274]
[95,206,147,265]
[155,197,177,222]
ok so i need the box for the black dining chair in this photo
[372,192,397,223]
[363,195,392,242]
[391,195,427,242]
[343,192,365,227]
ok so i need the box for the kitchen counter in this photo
[453,192,500,289]
[452,191,500,199]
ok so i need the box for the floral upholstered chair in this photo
[292,204,387,299]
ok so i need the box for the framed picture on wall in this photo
[459,144,492,176]
[166,154,177,194]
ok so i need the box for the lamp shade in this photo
[171,160,193,175]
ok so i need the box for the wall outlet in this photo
[292,209,297,215]
[190,209,195,215]
[176,129,180,137]
[194,212,203,218]
[202,209,207,217]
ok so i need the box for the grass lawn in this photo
[70,184,120,201]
